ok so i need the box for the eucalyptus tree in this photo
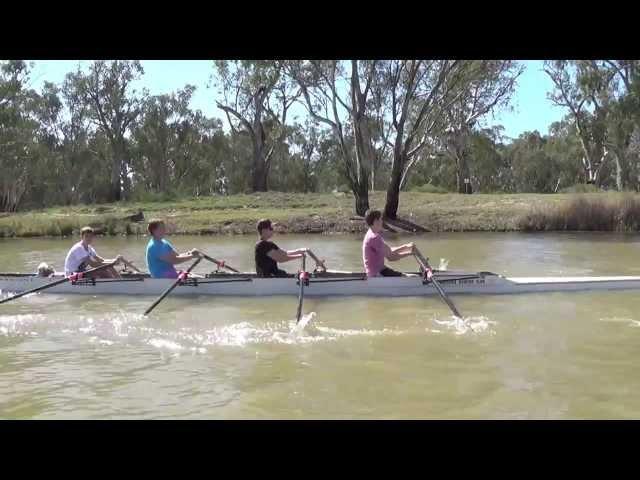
[544,60,616,186]
[375,60,465,218]
[64,60,145,202]
[214,60,299,192]
[439,60,522,194]
[287,60,378,215]
[0,61,42,211]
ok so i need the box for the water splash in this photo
[433,315,495,335]
[289,312,318,337]
[438,258,450,271]
[1,309,435,349]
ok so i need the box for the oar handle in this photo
[201,253,239,273]
[121,258,143,274]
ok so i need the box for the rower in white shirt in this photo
[64,226,137,278]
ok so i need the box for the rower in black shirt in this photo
[255,219,326,277]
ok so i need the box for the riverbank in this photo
[1,191,639,237]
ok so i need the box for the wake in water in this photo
[1,305,496,354]
[0,314,46,338]
[599,317,640,328]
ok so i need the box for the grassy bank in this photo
[1,192,640,238]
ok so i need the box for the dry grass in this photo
[518,194,640,232]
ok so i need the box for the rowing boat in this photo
[2,270,640,298]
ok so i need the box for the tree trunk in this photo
[108,139,129,202]
[354,181,370,216]
[110,156,122,202]
[614,150,630,191]
[252,147,268,192]
[456,151,472,194]
[383,151,404,220]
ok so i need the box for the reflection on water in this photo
[1,232,640,419]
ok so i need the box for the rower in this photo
[146,219,201,279]
[255,219,325,277]
[37,262,55,277]
[362,209,415,277]
[64,226,123,279]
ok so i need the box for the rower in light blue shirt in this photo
[145,219,200,278]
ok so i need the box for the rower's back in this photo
[255,239,280,277]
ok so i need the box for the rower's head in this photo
[148,219,166,239]
[257,219,274,240]
[365,209,383,233]
[80,226,95,245]
[37,262,55,277]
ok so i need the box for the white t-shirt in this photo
[64,241,98,275]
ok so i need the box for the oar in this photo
[121,258,143,274]
[305,249,326,272]
[296,253,308,323]
[0,262,117,305]
[200,253,240,273]
[413,249,463,319]
[143,256,203,316]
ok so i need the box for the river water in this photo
[1,232,640,419]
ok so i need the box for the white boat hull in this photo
[3,271,640,298]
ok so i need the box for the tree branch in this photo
[216,102,255,137]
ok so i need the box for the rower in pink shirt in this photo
[362,209,416,277]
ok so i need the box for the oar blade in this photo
[296,254,307,324]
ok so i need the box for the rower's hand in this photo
[407,243,416,253]
[190,249,201,258]
[315,259,327,272]
[115,255,125,264]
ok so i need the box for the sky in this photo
[26,60,566,141]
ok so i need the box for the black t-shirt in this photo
[255,240,280,277]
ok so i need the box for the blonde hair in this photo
[80,226,94,237]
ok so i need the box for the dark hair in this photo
[364,209,382,227]
[80,226,94,236]
[257,219,273,234]
[147,219,165,235]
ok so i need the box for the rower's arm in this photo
[268,249,303,263]
[87,254,111,267]
[95,254,124,265]
[160,249,198,265]
[384,242,415,262]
